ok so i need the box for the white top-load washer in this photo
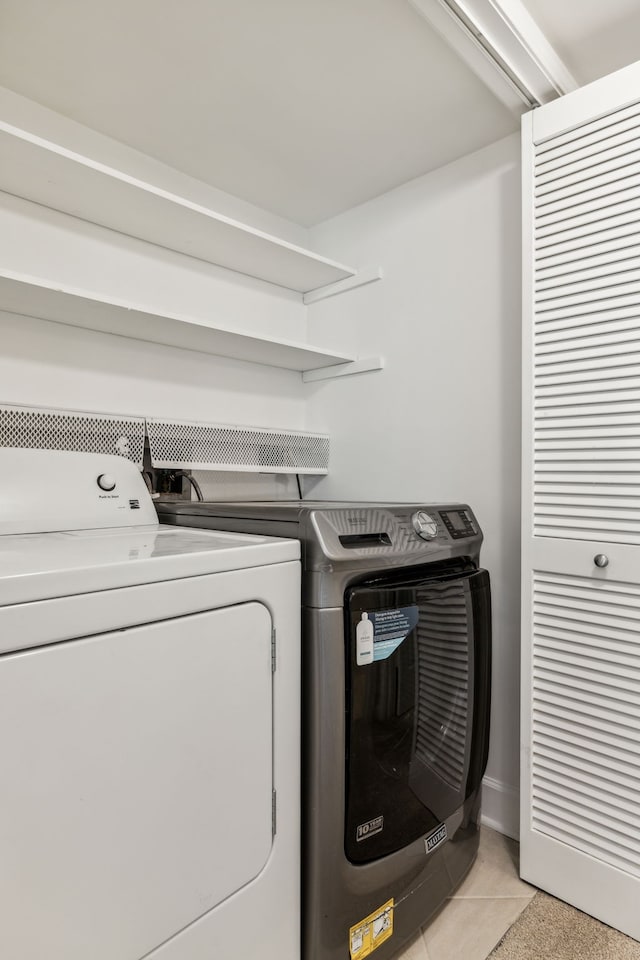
[0,448,300,960]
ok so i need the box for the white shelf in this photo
[0,271,358,373]
[302,356,384,382]
[0,118,356,295]
[302,266,383,304]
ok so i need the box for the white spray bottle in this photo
[356,612,374,666]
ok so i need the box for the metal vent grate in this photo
[0,403,146,467]
[146,417,329,474]
[532,571,640,879]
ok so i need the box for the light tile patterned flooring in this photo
[395,827,537,960]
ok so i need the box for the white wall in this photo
[0,311,305,427]
[0,113,523,838]
[305,134,522,838]
[0,85,311,249]
[0,191,308,429]
[0,88,315,430]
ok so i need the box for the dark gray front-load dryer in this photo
[157,500,492,960]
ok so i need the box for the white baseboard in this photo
[481,776,520,841]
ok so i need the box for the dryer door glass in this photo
[344,563,491,864]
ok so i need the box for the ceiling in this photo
[0,0,517,227]
[523,0,640,88]
[1,0,639,227]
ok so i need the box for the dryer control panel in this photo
[0,448,157,535]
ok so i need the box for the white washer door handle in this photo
[594,554,609,568]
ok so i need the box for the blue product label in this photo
[368,606,419,661]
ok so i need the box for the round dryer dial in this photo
[412,510,438,540]
[97,474,117,492]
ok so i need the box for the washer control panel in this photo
[439,508,477,540]
[411,510,439,540]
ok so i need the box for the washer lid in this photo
[0,523,299,606]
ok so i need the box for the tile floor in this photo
[395,827,537,960]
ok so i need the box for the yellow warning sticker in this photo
[349,898,394,959]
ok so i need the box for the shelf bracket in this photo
[302,356,384,383]
[303,266,382,305]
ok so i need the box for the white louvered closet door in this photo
[522,63,640,942]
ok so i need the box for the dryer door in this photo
[0,601,273,960]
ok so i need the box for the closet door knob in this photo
[594,554,609,568]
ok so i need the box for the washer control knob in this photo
[412,510,438,540]
[97,474,116,492]
[594,554,609,568]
